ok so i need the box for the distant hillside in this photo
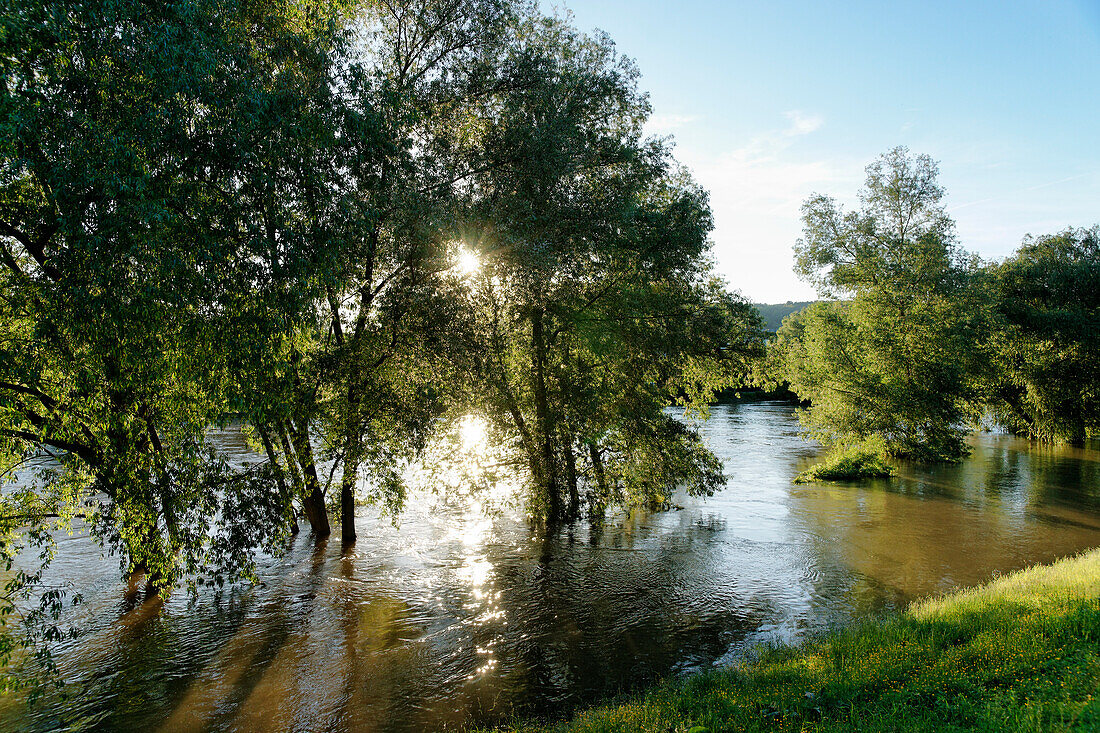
[754,301,816,332]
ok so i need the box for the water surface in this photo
[3,401,1099,731]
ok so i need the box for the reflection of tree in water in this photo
[1022,441,1100,513]
[10,411,1100,733]
[461,511,772,725]
[799,547,910,624]
[15,539,321,732]
[159,538,335,732]
[788,437,1100,610]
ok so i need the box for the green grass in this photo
[794,442,895,483]
[489,549,1100,732]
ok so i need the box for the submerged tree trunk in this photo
[531,309,563,522]
[563,433,579,520]
[339,379,361,544]
[286,418,330,538]
[339,454,358,544]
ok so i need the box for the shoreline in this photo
[489,548,1100,732]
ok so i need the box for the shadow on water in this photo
[3,402,1100,732]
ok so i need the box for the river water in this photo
[3,401,1100,732]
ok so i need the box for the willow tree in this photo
[986,226,1100,444]
[455,15,764,522]
[0,0,354,679]
[273,0,523,544]
[773,148,989,462]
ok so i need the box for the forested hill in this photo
[754,301,816,331]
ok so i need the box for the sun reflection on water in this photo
[459,414,488,452]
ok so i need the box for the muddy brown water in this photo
[2,401,1099,731]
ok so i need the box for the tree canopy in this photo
[986,226,1100,444]
[772,148,989,462]
[771,148,1099,466]
[0,0,766,685]
[447,14,764,521]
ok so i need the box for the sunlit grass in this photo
[488,549,1100,732]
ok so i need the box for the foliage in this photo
[793,439,895,483]
[490,548,1100,732]
[753,301,815,333]
[451,12,765,521]
[0,0,350,684]
[294,0,520,542]
[0,0,764,686]
[985,226,1100,444]
[771,148,990,462]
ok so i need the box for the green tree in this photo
[774,148,989,462]
[0,0,351,683]
[288,0,518,543]
[455,14,764,521]
[986,226,1100,444]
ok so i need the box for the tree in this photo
[284,0,519,543]
[454,14,764,522]
[0,0,353,682]
[986,226,1100,444]
[774,148,989,462]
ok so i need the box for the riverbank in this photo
[493,548,1100,732]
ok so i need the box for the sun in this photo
[455,247,481,278]
[459,415,488,451]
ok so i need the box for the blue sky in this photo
[551,0,1100,302]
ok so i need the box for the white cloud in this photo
[644,113,699,136]
[782,110,823,137]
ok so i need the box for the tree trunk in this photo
[585,442,608,544]
[339,455,358,544]
[531,309,563,522]
[563,433,579,520]
[587,441,609,513]
[339,380,361,543]
[286,418,330,538]
[277,423,307,531]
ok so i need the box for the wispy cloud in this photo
[644,113,699,135]
[727,110,826,162]
[782,110,823,137]
[685,109,839,217]
[948,171,1098,212]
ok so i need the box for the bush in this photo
[794,442,895,483]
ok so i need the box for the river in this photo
[2,401,1099,731]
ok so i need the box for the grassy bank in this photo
[493,549,1100,732]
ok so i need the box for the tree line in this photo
[766,147,1100,467]
[0,0,764,683]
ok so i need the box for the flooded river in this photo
[3,401,1100,731]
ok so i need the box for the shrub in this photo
[794,441,895,483]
